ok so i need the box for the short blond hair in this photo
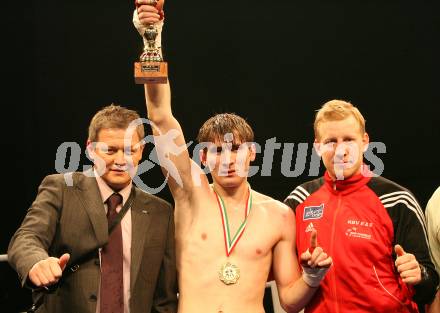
[314,100,366,139]
[88,104,145,143]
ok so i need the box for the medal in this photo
[214,185,252,285]
[218,262,240,285]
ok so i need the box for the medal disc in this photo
[219,262,240,285]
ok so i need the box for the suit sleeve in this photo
[7,174,63,286]
[388,196,439,304]
[152,204,178,313]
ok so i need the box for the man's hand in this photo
[394,244,422,285]
[136,0,164,26]
[28,253,70,287]
[133,0,165,50]
[300,230,332,268]
[300,230,332,287]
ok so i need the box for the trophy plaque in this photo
[134,0,168,84]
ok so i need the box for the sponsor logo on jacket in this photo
[345,227,372,240]
[305,222,316,233]
[303,204,324,220]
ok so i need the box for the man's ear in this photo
[313,139,323,157]
[138,142,145,155]
[86,140,94,159]
[199,149,207,166]
[249,143,257,162]
[362,132,370,152]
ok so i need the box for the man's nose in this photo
[334,142,348,158]
[220,149,235,164]
[114,150,127,165]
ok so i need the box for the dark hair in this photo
[197,113,254,144]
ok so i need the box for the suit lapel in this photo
[74,175,154,289]
[74,171,108,247]
[130,189,152,289]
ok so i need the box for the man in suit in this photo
[8,104,177,313]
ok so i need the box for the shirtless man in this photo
[134,2,332,312]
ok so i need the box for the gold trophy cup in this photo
[134,0,167,84]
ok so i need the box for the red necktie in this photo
[100,193,124,313]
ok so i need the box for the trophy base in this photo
[134,62,168,84]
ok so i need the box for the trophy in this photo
[134,0,168,84]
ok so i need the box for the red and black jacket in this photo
[284,171,438,313]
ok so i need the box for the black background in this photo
[1,0,439,311]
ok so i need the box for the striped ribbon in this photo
[214,185,253,257]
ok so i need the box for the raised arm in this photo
[272,208,331,312]
[145,82,195,200]
[134,2,203,201]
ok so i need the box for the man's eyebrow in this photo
[323,136,336,141]
[325,138,335,141]
[127,145,140,150]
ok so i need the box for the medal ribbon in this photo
[214,185,253,257]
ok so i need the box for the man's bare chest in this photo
[176,207,282,261]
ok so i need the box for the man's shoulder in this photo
[252,190,291,214]
[134,187,173,210]
[40,171,88,187]
[426,187,440,214]
[367,175,415,198]
[284,176,325,208]
[298,177,326,196]
[367,176,424,218]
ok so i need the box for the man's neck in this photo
[212,181,249,206]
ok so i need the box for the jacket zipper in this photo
[329,191,341,313]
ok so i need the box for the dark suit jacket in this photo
[8,171,177,313]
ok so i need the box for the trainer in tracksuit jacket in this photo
[285,171,439,313]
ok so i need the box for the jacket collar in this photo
[324,165,372,195]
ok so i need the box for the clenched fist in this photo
[136,0,164,26]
